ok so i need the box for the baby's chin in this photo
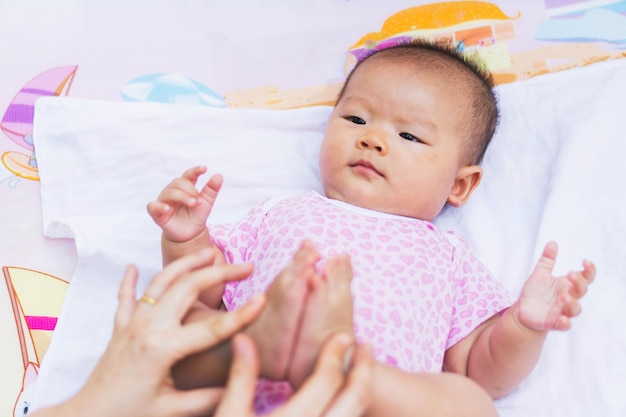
[323,187,362,206]
[324,188,393,214]
[324,187,441,221]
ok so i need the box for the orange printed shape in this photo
[351,2,518,49]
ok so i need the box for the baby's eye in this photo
[345,116,366,125]
[399,132,423,143]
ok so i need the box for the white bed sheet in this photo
[32,59,626,416]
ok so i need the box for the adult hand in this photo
[33,248,265,417]
[216,332,373,417]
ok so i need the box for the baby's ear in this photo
[447,165,482,207]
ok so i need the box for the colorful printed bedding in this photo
[1,1,625,416]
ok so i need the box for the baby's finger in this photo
[181,165,208,183]
[532,241,558,275]
[146,200,171,220]
[561,296,582,318]
[554,315,572,331]
[158,182,201,207]
[198,173,224,214]
[214,334,259,417]
[567,271,588,299]
[582,260,596,284]
[173,294,266,357]
[200,173,223,196]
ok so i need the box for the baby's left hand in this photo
[517,241,596,331]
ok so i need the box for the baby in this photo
[148,40,595,415]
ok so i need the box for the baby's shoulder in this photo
[441,230,463,247]
[258,191,315,212]
[436,229,482,262]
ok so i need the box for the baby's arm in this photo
[147,166,226,308]
[444,241,596,399]
[362,363,498,417]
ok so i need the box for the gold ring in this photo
[139,295,157,305]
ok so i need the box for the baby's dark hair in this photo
[338,39,499,165]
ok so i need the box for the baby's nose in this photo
[357,132,388,155]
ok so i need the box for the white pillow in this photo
[32,60,626,416]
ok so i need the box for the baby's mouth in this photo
[350,159,384,177]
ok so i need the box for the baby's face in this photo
[319,57,472,221]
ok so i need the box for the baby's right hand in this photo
[147,166,223,243]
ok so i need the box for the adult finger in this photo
[214,334,259,417]
[274,332,353,417]
[114,264,139,331]
[322,344,373,417]
[138,248,216,310]
[162,387,225,417]
[171,294,266,357]
[151,262,255,324]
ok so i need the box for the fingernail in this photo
[335,332,352,347]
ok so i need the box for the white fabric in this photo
[32,99,327,409]
[32,60,626,416]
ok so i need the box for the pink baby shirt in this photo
[211,191,513,412]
